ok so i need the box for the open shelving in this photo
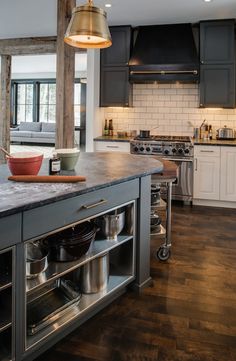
[25,202,136,352]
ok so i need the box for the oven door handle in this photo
[162,158,193,162]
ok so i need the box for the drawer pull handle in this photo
[82,199,107,209]
[106,145,119,148]
[200,150,214,153]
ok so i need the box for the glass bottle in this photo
[104,119,109,136]
[49,153,61,175]
[108,119,113,136]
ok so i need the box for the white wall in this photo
[102,83,236,137]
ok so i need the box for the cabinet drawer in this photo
[0,213,21,249]
[23,179,139,240]
[94,141,130,153]
[194,146,220,157]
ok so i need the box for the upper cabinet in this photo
[199,20,235,108]
[101,27,131,67]
[200,20,235,64]
[100,26,132,107]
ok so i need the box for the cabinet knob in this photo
[201,60,204,64]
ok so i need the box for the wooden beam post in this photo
[56,0,75,149]
[0,55,11,164]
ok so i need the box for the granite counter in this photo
[0,152,163,217]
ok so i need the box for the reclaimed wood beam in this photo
[56,0,75,148]
[0,37,57,55]
[0,36,84,55]
[0,55,11,164]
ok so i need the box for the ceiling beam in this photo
[0,36,84,55]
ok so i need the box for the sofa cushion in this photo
[41,122,56,133]
[31,132,55,139]
[11,131,32,138]
[19,122,41,132]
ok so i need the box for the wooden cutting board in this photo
[8,175,86,183]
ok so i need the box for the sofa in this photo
[10,122,55,144]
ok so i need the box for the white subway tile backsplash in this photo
[102,83,236,136]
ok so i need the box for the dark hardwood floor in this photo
[36,204,236,361]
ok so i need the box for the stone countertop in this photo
[193,139,236,146]
[0,152,163,218]
[94,136,132,142]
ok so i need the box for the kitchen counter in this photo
[0,152,163,218]
[0,151,165,361]
[94,135,132,142]
[193,138,236,146]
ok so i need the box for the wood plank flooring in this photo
[35,204,236,361]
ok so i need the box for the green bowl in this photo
[55,149,80,170]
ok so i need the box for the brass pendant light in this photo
[64,0,112,49]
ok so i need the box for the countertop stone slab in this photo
[194,139,236,146]
[0,152,163,218]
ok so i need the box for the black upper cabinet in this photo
[200,20,235,64]
[200,20,235,108]
[100,26,132,107]
[101,26,131,67]
[200,65,235,108]
[100,67,131,107]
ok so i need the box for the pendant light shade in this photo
[64,0,112,49]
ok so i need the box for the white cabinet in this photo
[194,146,220,200]
[94,141,130,153]
[220,147,236,201]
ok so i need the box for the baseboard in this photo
[193,199,236,208]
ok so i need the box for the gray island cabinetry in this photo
[0,152,163,361]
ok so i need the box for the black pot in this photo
[139,130,150,138]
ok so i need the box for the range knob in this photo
[140,146,145,152]
[164,149,169,155]
[172,148,177,153]
[184,148,190,154]
[178,148,183,154]
[146,147,151,152]
[134,146,139,152]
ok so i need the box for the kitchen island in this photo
[0,152,163,361]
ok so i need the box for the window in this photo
[39,83,56,123]
[11,79,84,126]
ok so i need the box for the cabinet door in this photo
[220,147,236,201]
[101,26,131,66]
[200,64,235,108]
[200,20,235,64]
[194,156,220,200]
[100,67,131,107]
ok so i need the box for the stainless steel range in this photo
[130,135,193,201]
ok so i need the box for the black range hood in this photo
[129,23,199,83]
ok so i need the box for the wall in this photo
[102,83,236,137]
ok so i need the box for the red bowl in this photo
[7,152,43,175]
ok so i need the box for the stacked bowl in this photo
[44,221,97,262]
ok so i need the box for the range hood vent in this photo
[129,23,199,83]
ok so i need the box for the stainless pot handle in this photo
[81,199,107,210]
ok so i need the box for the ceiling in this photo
[0,0,235,39]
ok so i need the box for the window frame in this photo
[11,78,83,126]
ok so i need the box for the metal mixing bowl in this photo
[96,209,125,240]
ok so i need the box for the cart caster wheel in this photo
[157,247,171,261]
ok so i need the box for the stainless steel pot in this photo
[26,241,49,279]
[81,253,109,294]
[96,208,125,240]
[216,126,235,140]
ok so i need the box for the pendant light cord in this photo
[88,0,93,6]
